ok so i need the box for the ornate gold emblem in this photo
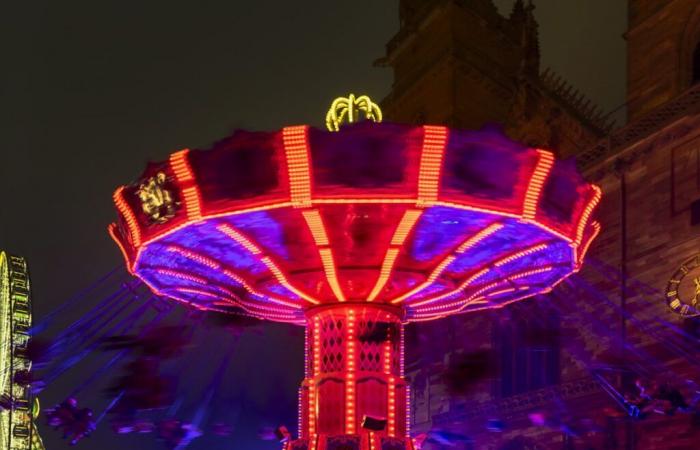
[665,255,700,317]
[325,94,383,132]
[137,172,176,224]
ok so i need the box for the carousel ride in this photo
[109,95,601,450]
[0,251,44,450]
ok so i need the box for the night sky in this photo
[2,1,625,448]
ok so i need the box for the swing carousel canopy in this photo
[110,121,601,324]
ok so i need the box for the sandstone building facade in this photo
[378,1,700,449]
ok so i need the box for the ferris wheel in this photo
[0,251,43,450]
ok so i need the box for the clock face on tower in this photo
[666,255,700,318]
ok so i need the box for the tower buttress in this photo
[377,0,610,158]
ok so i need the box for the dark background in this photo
[1,1,625,448]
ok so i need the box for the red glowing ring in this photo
[110,122,601,322]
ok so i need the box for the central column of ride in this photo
[298,304,410,450]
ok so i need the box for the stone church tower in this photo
[376,0,614,158]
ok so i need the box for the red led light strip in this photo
[368,209,422,301]
[383,339,395,435]
[368,248,400,302]
[132,200,291,255]
[388,375,396,436]
[390,256,451,306]
[346,309,357,434]
[318,249,345,301]
[409,241,550,308]
[417,126,449,205]
[220,297,300,320]
[158,281,301,323]
[401,324,409,435]
[153,267,297,316]
[167,245,218,268]
[455,223,506,253]
[391,210,422,245]
[383,340,392,375]
[304,327,309,377]
[261,257,320,305]
[313,198,415,205]
[217,224,263,255]
[216,223,319,305]
[482,287,517,298]
[530,220,574,245]
[383,312,397,436]
[302,210,330,246]
[169,149,203,221]
[576,220,601,267]
[433,200,573,244]
[170,149,194,181]
[283,126,312,207]
[153,267,209,285]
[142,275,306,323]
[312,317,321,376]
[136,274,200,309]
[522,150,555,220]
[168,287,220,300]
[108,223,134,274]
[399,324,406,376]
[181,187,202,220]
[301,325,309,435]
[575,185,602,246]
[164,244,304,311]
[406,384,411,436]
[113,187,142,247]
[414,266,555,316]
[391,223,504,305]
[494,242,548,267]
[298,390,304,438]
[301,210,346,302]
[128,201,293,281]
[125,192,578,265]
[308,317,320,436]
[448,287,547,317]
[220,268,300,309]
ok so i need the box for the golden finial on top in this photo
[325,94,383,132]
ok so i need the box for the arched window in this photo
[693,43,700,84]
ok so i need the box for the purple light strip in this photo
[407,241,552,309]
[153,245,303,314]
[411,265,559,316]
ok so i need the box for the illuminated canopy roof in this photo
[110,122,601,324]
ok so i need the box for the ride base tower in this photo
[110,96,601,450]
